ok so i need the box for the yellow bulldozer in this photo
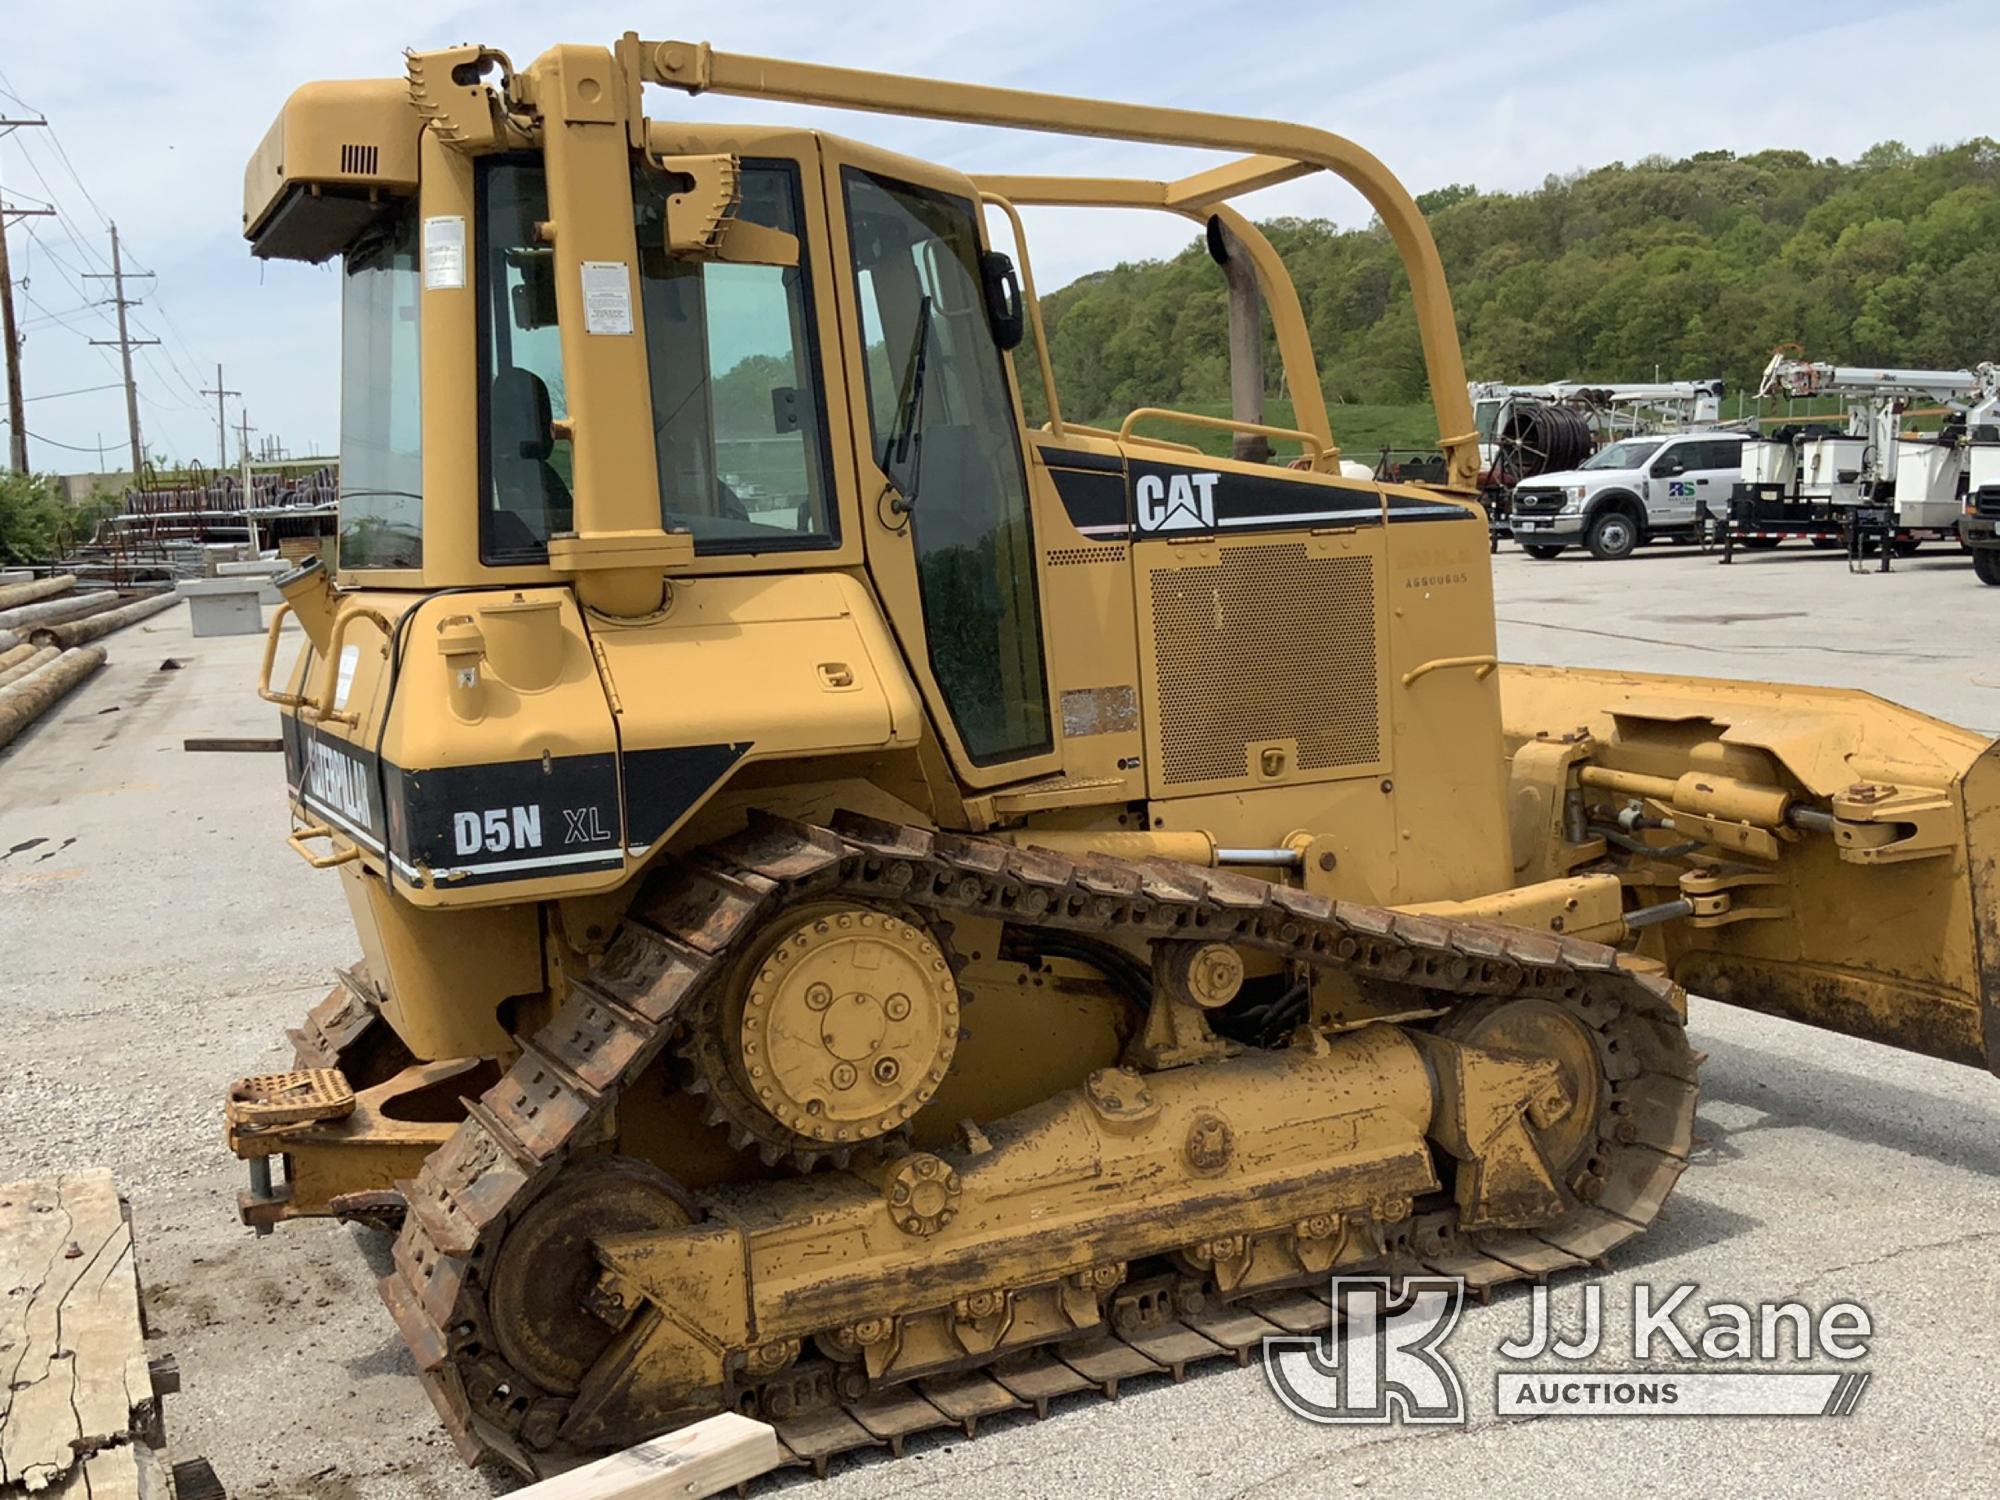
[225,32,2000,1478]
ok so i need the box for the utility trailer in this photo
[1718,350,2000,569]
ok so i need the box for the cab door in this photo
[819,139,1063,788]
[1647,438,1700,527]
[1687,437,1744,526]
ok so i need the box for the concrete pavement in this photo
[2,543,1995,1499]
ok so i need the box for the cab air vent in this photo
[340,143,381,176]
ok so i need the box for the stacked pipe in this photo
[0,574,78,611]
[0,645,59,687]
[30,591,179,649]
[0,646,107,751]
[0,588,134,635]
[0,575,78,653]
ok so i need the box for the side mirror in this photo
[1655,457,1685,477]
[507,251,559,330]
[980,250,1025,351]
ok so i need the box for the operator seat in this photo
[488,368,573,551]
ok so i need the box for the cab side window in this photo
[635,160,838,552]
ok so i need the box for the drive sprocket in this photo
[683,903,961,1168]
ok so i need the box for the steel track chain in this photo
[360,810,1695,1478]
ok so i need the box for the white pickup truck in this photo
[1510,431,1748,559]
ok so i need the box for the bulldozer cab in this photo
[244,43,1507,849]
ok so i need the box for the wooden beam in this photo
[182,737,285,753]
[511,1412,781,1499]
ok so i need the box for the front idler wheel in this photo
[485,1156,697,1398]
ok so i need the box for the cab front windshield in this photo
[1582,438,1663,471]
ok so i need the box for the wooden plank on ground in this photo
[41,1442,173,1500]
[0,1170,154,1492]
[512,1412,780,1499]
[181,737,284,753]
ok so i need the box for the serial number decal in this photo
[1406,572,1470,588]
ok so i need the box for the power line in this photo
[4,142,110,278]
[0,423,109,456]
[0,69,110,233]
[0,72,215,466]
[25,380,119,402]
[20,301,101,332]
[130,315,206,403]
[17,223,121,328]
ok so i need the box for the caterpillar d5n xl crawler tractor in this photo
[227,35,2000,1477]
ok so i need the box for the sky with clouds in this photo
[2,0,1996,474]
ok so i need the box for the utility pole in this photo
[1,114,54,473]
[199,363,238,472]
[237,409,261,555]
[83,224,156,482]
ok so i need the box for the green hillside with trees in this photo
[1019,140,2000,444]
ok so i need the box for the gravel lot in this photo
[2,541,1995,1499]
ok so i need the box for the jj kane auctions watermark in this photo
[1264,1276,1872,1423]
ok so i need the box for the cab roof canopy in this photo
[244,79,421,262]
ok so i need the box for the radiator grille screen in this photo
[1149,543,1379,785]
[1046,544,1128,567]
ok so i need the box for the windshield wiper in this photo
[882,294,933,516]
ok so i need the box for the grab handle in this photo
[1401,654,1498,688]
[287,824,360,869]
[300,608,394,728]
[255,603,306,708]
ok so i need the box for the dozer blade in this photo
[1503,663,2000,1073]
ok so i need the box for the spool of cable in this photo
[1491,400,1596,486]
